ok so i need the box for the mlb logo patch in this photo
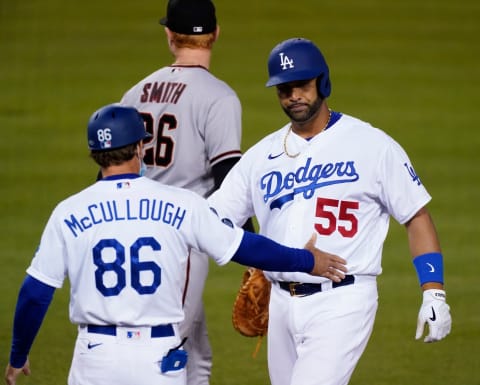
[116,181,131,189]
[126,330,141,339]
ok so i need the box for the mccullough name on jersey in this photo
[260,157,359,210]
[63,198,187,237]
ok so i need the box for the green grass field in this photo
[1,0,479,384]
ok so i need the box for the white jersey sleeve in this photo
[377,137,430,224]
[26,176,243,326]
[209,113,431,283]
[120,66,242,197]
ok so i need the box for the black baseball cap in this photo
[159,0,217,35]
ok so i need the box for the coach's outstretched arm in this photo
[405,207,452,343]
[231,232,347,281]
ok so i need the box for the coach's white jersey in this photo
[120,66,242,198]
[27,175,243,326]
[208,113,431,283]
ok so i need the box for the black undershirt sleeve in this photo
[212,157,256,233]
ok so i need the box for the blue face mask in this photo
[139,159,148,176]
[137,145,148,176]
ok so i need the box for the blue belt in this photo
[87,324,174,338]
[279,275,355,296]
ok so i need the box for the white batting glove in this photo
[415,289,452,343]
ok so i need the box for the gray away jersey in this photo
[121,66,242,197]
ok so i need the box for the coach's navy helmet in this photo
[87,104,151,151]
[266,38,331,98]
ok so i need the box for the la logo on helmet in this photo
[279,52,294,70]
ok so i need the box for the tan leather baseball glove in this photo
[232,267,271,339]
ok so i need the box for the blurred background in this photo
[1,0,479,384]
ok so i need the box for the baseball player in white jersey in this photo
[208,38,452,385]
[4,104,348,385]
[119,1,252,383]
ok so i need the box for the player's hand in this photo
[5,359,31,385]
[305,233,347,281]
[415,289,452,343]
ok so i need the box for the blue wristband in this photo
[413,252,444,286]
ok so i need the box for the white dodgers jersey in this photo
[208,113,432,283]
[120,66,242,197]
[26,176,243,326]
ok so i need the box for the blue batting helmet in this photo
[266,38,331,98]
[87,104,152,151]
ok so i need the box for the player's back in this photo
[46,176,198,325]
[120,66,242,197]
[28,176,240,327]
